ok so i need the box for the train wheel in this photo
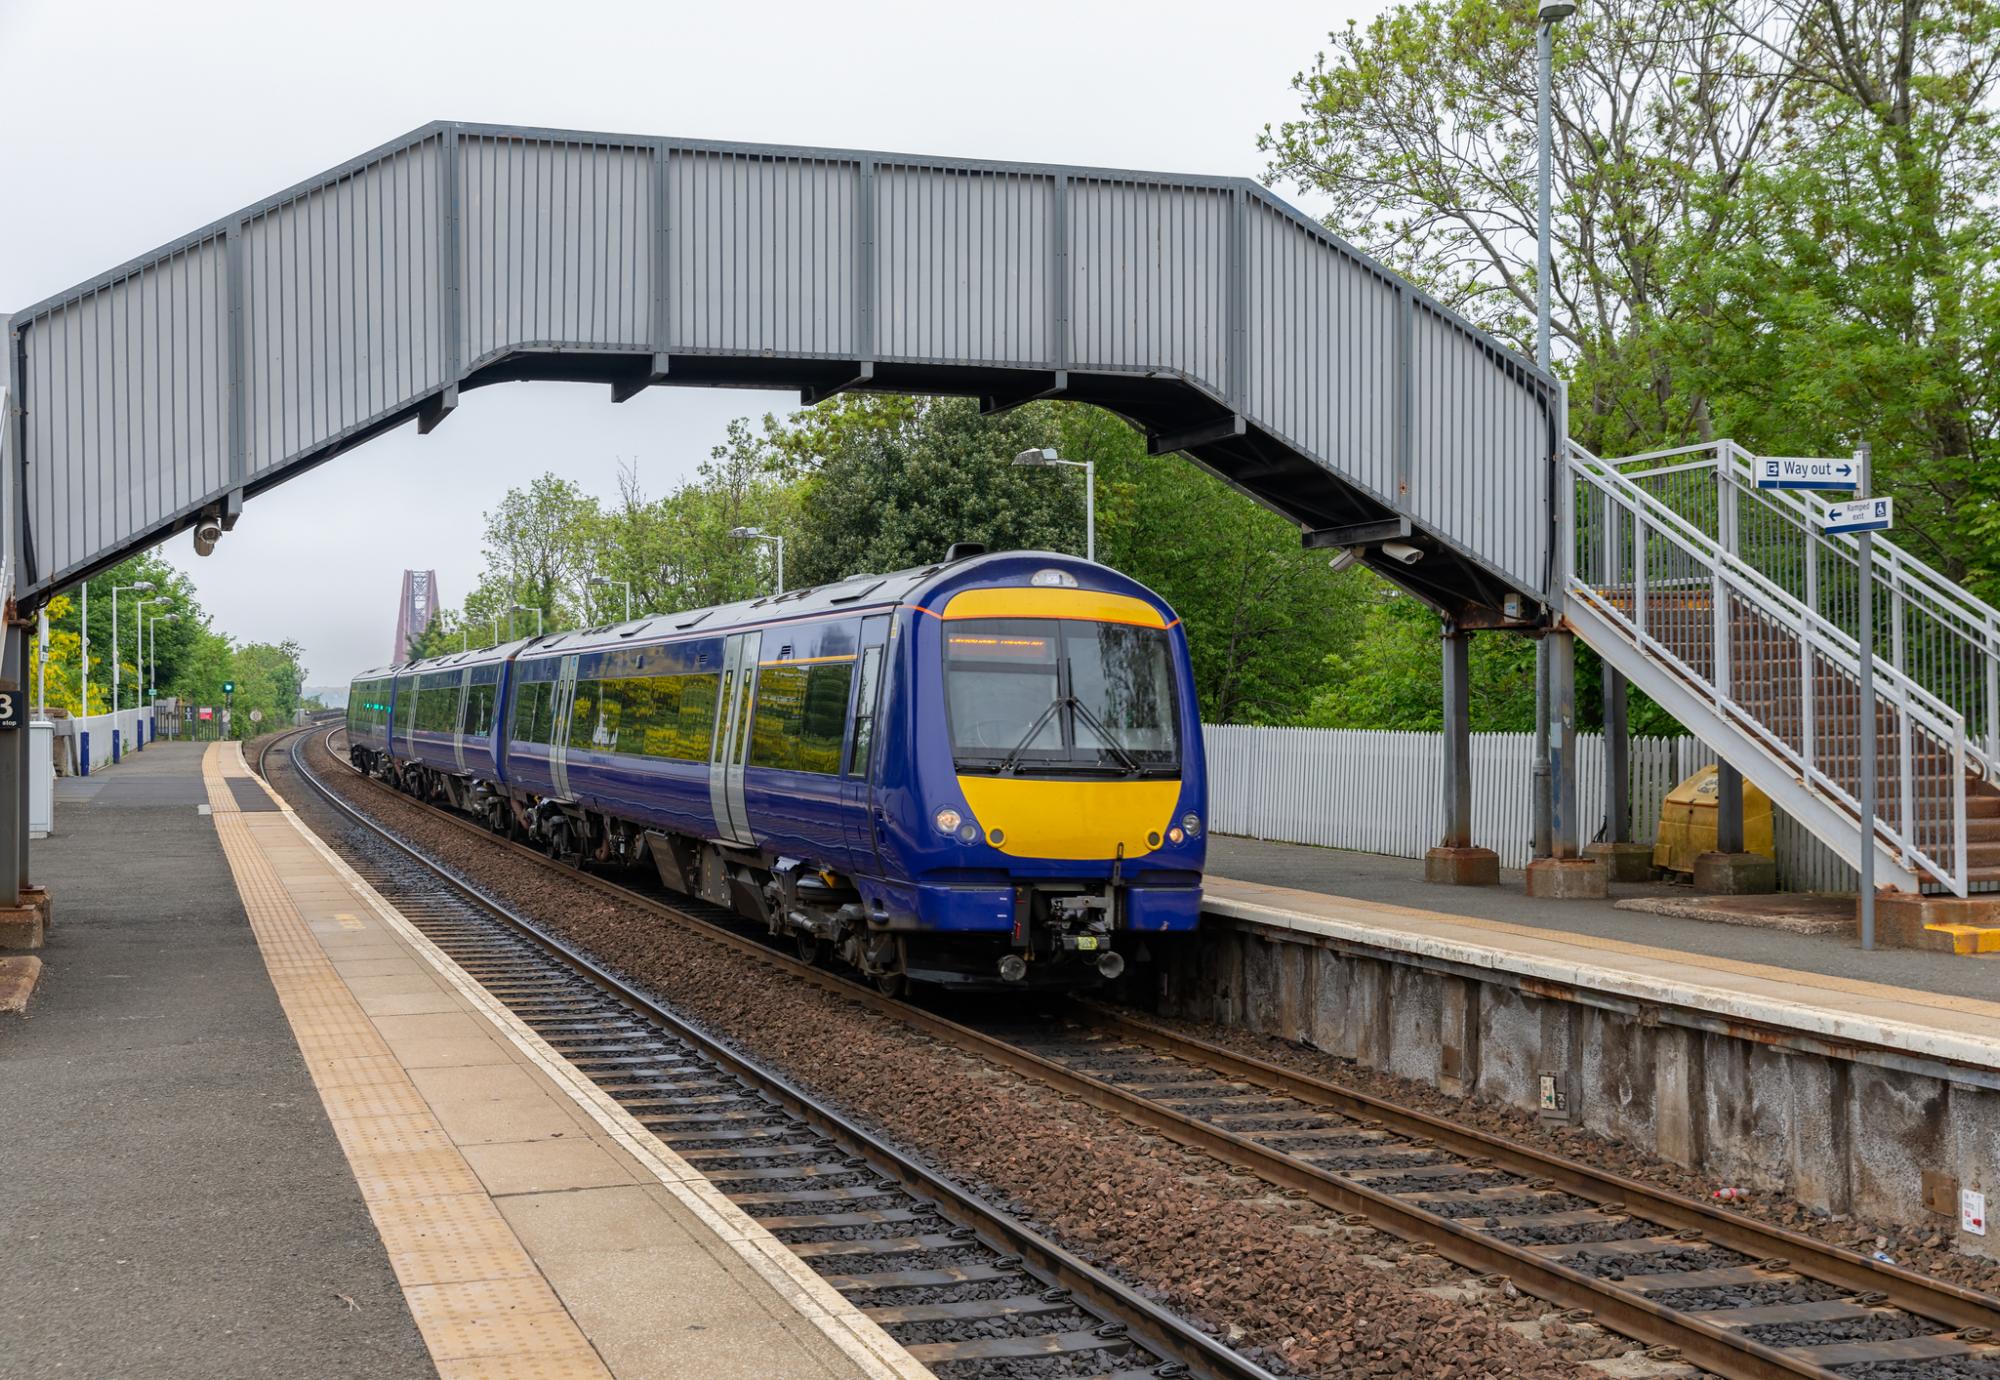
[794,931,824,966]
[873,969,905,998]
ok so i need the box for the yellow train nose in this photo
[954,777,1182,860]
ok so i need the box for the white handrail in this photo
[1567,441,1969,895]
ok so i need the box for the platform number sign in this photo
[0,687,19,731]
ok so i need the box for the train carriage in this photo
[352,550,1206,992]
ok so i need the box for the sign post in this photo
[1821,449,1886,950]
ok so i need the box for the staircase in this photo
[1565,441,1996,896]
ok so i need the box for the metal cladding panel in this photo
[669,150,856,357]
[23,236,229,583]
[459,134,654,364]
[1408,302,1551,594]
[1243,200,1400,505]
[1067,180,1228,388]
[243,139,448,474]
[873,165,1051,366]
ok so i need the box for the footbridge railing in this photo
[1567,441,1970,896]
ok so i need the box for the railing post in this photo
[1800,636,1816,783]
[1633,512,1648,646]
[1712,567,1731,708]
[1987,614,2000,766]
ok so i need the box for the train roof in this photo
[355,550,1161,682]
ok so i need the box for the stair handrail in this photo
[1611,440,2000,772]
[1567,441,1969,895]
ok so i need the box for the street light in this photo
[510,603,544,639]
[730,526,785,594]
[589,575,633,622]
[1530,0,1574,861]
[1012,448,1095,563]
[111,580,155,710]
[146,612,178,701]
[134,596,166,712]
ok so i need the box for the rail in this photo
[275,726,1278,1380]
[1567,441,1970,895]
[1612,439,2000,780]
[279,725,2000,1377]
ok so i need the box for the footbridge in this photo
[4,120,1988,916]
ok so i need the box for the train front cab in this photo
[868,560,1207,989]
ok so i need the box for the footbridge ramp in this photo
[3,121,1558,619]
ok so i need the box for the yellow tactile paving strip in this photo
[203,742,927,1380]
[1208,874,2000,1070]
[202,744,612,1380]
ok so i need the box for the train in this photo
[347,549,1206,992]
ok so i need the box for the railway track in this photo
[270,727,1275,1380]
[276,726,2000,1380]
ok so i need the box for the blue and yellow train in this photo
[347,550,1206,991]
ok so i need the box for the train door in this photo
[841,616,891,875]
[707,631,760,845]
[452,667,471,774]
[548,656,579,800]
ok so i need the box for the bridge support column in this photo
[1426,622,1498,886]
[0,618,47,946]
[1695,759,1776,894]
[1585,668,1651,882]
[1526,631,1607,898]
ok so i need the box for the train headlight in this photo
[1182,812,1203,838]
[934,807,964,835]
[1168,827,1185,844]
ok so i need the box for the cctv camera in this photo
[1381,541,1424,565]
[193,518,223,557]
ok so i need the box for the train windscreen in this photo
[944,618,1179,776]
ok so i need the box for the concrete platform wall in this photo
[1158,916,1999,1258]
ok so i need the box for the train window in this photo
[944,620,1063,761]
[945,618,1179,774]
[569,680,617,752]
[800,663,853,773]
[462,682,496,738]
[1066,623,1179,764]
[847,647,882,777]
[749,665,808,770]
[749,662,852,774]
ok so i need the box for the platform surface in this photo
[6,741,915,1380]
[1207,836,2000,1072]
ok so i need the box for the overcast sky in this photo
[0,0,1370,686]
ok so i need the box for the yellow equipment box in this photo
[1653,765,1775,876]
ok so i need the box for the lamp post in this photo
[510,603,543,639]
[589,575,633,621]
[147,612,178,703]
[1530,0,1574,860]
[729,527,785,594]
[1012,448,1095,563]
[111,580,155,710]
[133,595,164,709]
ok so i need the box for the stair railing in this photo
[1607,439,2000,778]
[1568,441,1969,896]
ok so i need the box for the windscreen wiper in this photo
[1067,698,1142,776]
[996,697,1065,776]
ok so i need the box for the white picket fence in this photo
[1200,724,1856,893]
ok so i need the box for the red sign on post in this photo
[198,707,214,722]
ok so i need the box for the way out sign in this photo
[1823,496,1894,535]
[1758,456,1860,490]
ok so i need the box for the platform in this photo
[1188,837,2000,1251]
[3,740,919,1380]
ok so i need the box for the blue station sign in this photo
[1822,496,1894,535]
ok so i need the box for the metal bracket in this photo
[221,488,244,532]
[1147,414,1247,457]
[979,370,1068,416]
[610,356,670,405]
[1301,517,1412,551]
[802,361,874,405]
[418,384,459,434]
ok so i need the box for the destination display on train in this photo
[1756,456,1860,490]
